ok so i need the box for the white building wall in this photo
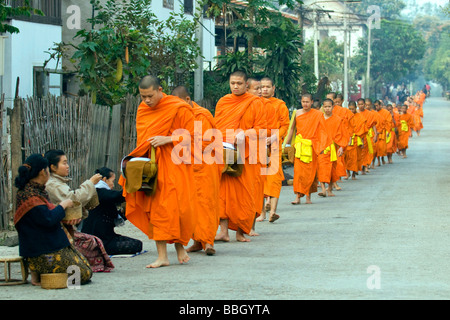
[3,20,62,107]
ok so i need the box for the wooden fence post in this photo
[10,98,24,218]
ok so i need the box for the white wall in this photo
[3,20,62,107]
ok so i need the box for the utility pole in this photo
[343,3,348,107]
[314,10,319,81]
[366,20,372,98]
[194,2,204,102]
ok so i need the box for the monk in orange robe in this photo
[118,75,196,268]
[344,101,367,179]
[246,77,271,234]
[397,104,414,158]
[373,100,392,166]
[386,104,399,164]
[412,103,423,136]
[214,71,265,242]
[332,94,353,189]
[317,99,347,197]
[258,77,290,223]
[285,93,329,205]
[171,85,221,256]
[359,98,378,174]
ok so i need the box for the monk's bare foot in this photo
[327,190,335,197]
[249,229,260,236]
[334,183,341,191]
[186,241,203,253]
[291,198,300,205]
[146,258,170,268]
[264,201,271,212]
[269,213,280,223]
[236,229,251,242]
[256,214,266,222]
[205,244,216,256]
[306,196,312,204]
[215,232,230,242]
[175,243,190,264]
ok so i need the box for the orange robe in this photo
[345,112,367,172]
[375,108,392,157]
[214,92,265,234]
[264,97,290,198]
[252,97,271,215]
[359,109,378,167]
[118,94,196,246]
[397,113,414,150]
[413,107,423,132]
[332,105,352,177]
[293,109,329,196]
[387,112,399,155]
[191,102,221,248]
[318,114,347,184]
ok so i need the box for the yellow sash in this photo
[368,128,374,138]
[323,143,337,162]
[350,134,363,147]
[294,134,313,163]
[366,132,373,154]
[386,132,391,144]
[400,120,408,132]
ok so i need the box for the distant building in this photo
[1,0,63,107]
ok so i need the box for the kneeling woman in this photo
[82,167,142,255]
[14,154,92,286]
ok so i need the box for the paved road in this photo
[1,97,450,302]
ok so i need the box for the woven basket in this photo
[40,273,68,289]
[63,200,82,221]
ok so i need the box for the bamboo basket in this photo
[40,273,68,289]
[63,200,82,221]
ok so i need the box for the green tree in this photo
[353,19,426,96]
[0,0,43,34]
[48,0,200,106]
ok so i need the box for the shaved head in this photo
[139,75,161,90]
[171,85,190,99]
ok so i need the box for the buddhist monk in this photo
[359,98,378,174]
[214,70,265,242]
[258,77,290,223]
[118,75,196,268]
[344,101,367,179]
[317,99,347,197]
[374,100,392,167]
[331,93,353,189]
[285,94,329,205]
[397,104,414,158]
[171,85,221,256]
[412,103,423,136]
[386,104,398,164]
[246,77,270,235]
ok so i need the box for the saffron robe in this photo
[387,112,399,155]
[359,109,378,166]
[292,109,329,196]
[214,92,265,234]
[375,108,392,157]
[332,105,353,177]
[191,101,221,248]
[318,114,348,184]
[397,113,414,150]
[264,97,290,198]
[118,94,196,246]
[344,112,367,172]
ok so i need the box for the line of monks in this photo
[117,72,426,269]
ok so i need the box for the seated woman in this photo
[14,154,92,286]
[44,149,114,273]
[82,167,143,255]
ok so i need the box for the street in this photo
[1,96,450,301]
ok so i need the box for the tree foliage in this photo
[49,0,200,106]
[353,19,426,96]
[0,0,43,34]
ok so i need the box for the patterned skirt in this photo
[27,245,93,284]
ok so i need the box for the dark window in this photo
[184,0,193,15]
[6,0,62,26]
[163,0,174,10]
